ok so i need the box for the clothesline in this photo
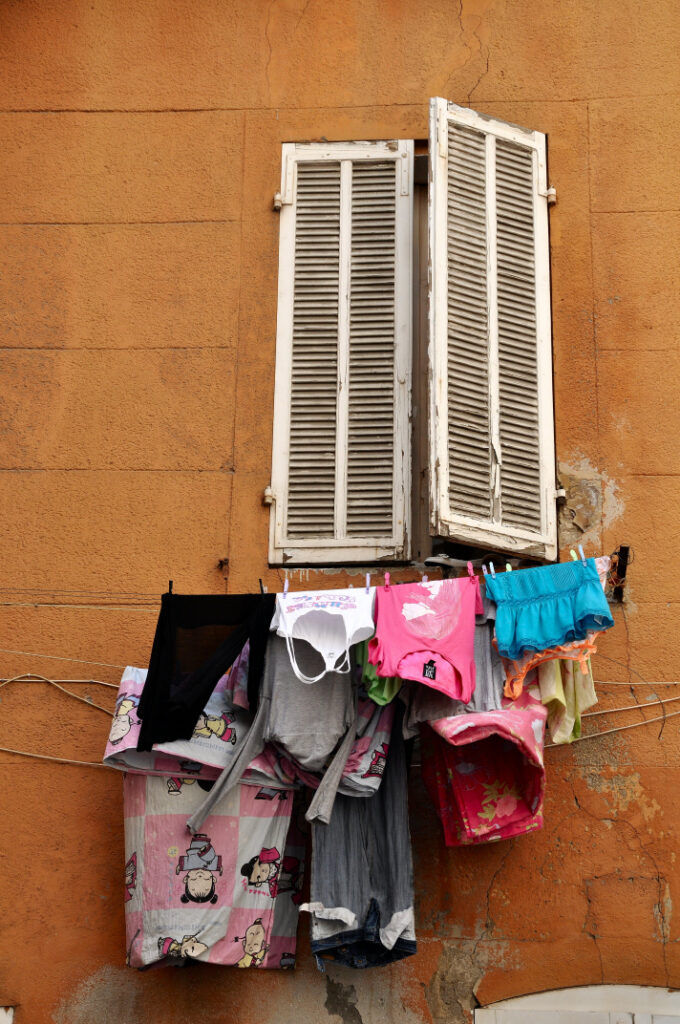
[545,707,680,747]
[0,673,115,714]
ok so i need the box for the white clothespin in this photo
[422,573,429,584]
[482,565,489,577]
[283,577,289,596]
[365,573,371,594]
[384,572,391,590]
[489,561,496,578]
[578,544,587,566]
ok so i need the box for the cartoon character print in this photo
[166,776,197,795]
[240,846,303,903]
[234,918,269,968]
[124,852,137,902]
[176,833,223,904]
[109,694,140,745]
[362,742,389,779]
[192,711,237,745]
[158,933,209,961]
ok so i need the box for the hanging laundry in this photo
[301,708,417,969]
[271,586,375,684]
[355,638,402,706]
[421,687,547,846]
[495,556,612,698]
[369,576,483,701]
[123,774,304,969]
[104,653,258,784]
[136,591,275,751]
[276,687,396,799]
[484,557,614,664]
[401,583,504,737]
[501,632,602,700]
[186,634,356,832]
[537,657,598,744]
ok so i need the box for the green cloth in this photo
[355,639,402,706]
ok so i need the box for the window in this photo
[267,98,557,566]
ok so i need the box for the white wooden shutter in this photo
[269,140,413,564]
[428,99,557,560]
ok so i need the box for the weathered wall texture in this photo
[0,1,679,1021]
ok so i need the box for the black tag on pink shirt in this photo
[423,660,437,680]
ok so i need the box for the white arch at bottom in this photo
[475,985,680,1023]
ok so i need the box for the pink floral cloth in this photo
[421,687,547,845]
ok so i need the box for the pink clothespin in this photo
[422,574,428,584]
[482,565,489,577]
[467,561,475,581]
[384,572,391,590]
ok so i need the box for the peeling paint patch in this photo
[557,457,624,550]
[583,768,661,821]
[426,939,515,1024]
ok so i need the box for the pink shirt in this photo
[368,577,483,701]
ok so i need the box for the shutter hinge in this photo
[263,486,275,506]
[273,191,293,211]
[274,151,295,210]
[540,186,557,205]
[555,487,566,501]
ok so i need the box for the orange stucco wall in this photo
[1,2,679,1022]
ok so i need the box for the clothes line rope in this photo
[545,707,680,747]
[0,673,114,715]
[582,694,680,718]
[0,648,127,669]
[0,745,115,770]
[0,676,118,688]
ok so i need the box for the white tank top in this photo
[272,587,376,684]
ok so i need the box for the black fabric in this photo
[136,592,275,751]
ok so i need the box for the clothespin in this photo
[489,561,496,578]
[283,577,289,596]
[365,573,371,594]
[578,544,587,566]
[384,572,391,590]
[570,549,578,561]
[467,561,475,581]
[168,580,173,595]
[482,565,489,577]
[506,563,512,572]
[422,574,428,584]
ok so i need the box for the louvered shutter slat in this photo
[270,141,412,563]
[446,124,493,522]
[346,161,397,537]
[287,162,340,537]
[496,140,542,532]
[429,99,556,558]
